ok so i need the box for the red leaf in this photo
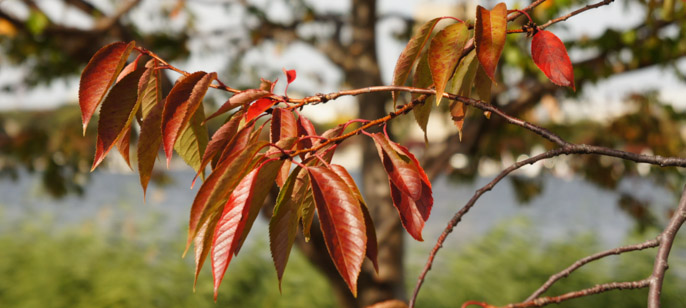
[296,113,317,158]
[114,125,132,169]
[192,110,244,186]
[389,180,427,241]
[245,98,277,123]
[370,133,422,200]
[91,67,145,170]
[428,22,469,106]
[308,166,366,297]
[211,160,281,299]
[191,211,221,290]
[138,60,163,119]
[392,18,441,105]
[531,30,575,90]
[205,89,271,122]
[475,3,507,82]
[79,41,135,133]
[269,108,298,186]
[214,121,256,167]
[283,68,296,95]
[161,71,215,166]
[116,53,142,83]
[184,140,267,254]
[329,164,378,272]
[137,103,163,198]
[269,169,301,289]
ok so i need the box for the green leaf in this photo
[429,22,469,106]
[447,50,479,138]
[412,52,434,144]
[27,9,49,35]
[392,18,441,106]
[174,104,209,175]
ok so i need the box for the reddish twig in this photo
[508,0,615,33]
[504,279,652,308]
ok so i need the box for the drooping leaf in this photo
[193,110,244,186]
[79,41,135,133]
[137,103,163,197]
[138,60,162,119]
[412,53,434,144]
[389,180,427,241]
[270,108,298,186]
[91,67,146,170]
[114,126,133,169]
[116,53,142,83]
[475,3,507,82]
[448,50,479,138]
[174,104,209,174]
[205,89,271,122]
[211,160,281,299]
[184,140,267,253]
[389,141,433,222]
[214,121,256,167]
[392,18,441,105]
[245,98,277,123]
[308,166,366,297]
[370,133,422,200]
[429,21,469,106]
[329,164,378,272]
[296,113,317,156]
[161,71,215,166]
[269,169,301,289]
[192,211,221,290]
[474,65,493,118]
[531,30,575,90]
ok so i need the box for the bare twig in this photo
[525,238,660,301]
[504,279,652,308]
[508,0,615,33]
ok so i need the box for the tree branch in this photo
[504,279,652,308]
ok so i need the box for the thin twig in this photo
[525,238,660,301]
[504,279,651,308]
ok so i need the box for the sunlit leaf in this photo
[79,41,135,133]
[370,133,422,200]
[283,68,296,95]
[474,65,493,118]
[245,98,277,123]
[116,53,142,83]
[448,50,479,138]
[137,103,163,197]
[161,71,215,166]
[211,159,281,299]
[412,53,434,144]
[392,18,441,105]
[192,211,221,290]
[269,168,300,289]
[193,110,244,186]
[389,180,426,241]
[531,30,575,90]
[174,104,209,174]
[205,89,271,122]
[329,164,378,272]
[296,113,317,157]
[475,3,507,82]
[138,60,162,119]
[270,108,298,186]
[91,67,145,170]
[429,21,469,106]
[308,166,366,297]
[114,126,132,169]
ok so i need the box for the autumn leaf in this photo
[370,133,423,200]
[392,18,441,106]
[79,41,135,134]
[114,126,132,169]
[269,169,301,289]
[474,65,493,118]
[475,3,507,82]
[245,98,277,122]
[447,50,479,138]
[308,166,366,297]
[138,60,163,120]
[137,103,163,197]
[531,30,575,90]
[174,104,209,175]
[192,110,244,186]
[161,71,215,166]
[429,21,469,106]
[329,164,378,272]
[91,67,146,170]
[205,89,271,122]
[211,160,281,300]
[270,108,298,186]
[283,68,296,95]
[296,113,317,157]
[412,53,434,144]
[192,211,221,290]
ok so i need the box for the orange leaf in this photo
[392,18,441,105]
[308,166,366,297]
[412,53,434,144]
[429,21,469,106]
[161,71,215,166]
[269,169,301,289]
[205,89,271,122]
[137,103,163,198]
[531,30,575,90]
[245,98,277,122]
[269,108,298,186]
[475,3,507,82]
[79,41,135,134]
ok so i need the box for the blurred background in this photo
[1,0,686,307]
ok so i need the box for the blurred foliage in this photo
[0,214,336,308]
[1,215,684,307]
[413,219,686,307]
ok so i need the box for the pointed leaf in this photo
[475,3,507,82]
[308,166,366,297]
[138,103,163,197]
[116,53,142,83]
[392,18,441,105]
[270,108,298,186]
[206,89,271,122]
[211,160,281,299]
[192,211,221,290]
[215,121,256,167]
[91,67,145,170]
[531,30,575,90]
[139,61,163,119]
[412,53,434,144]
[389,180,427,241]
[329,164,378,272]
[269,169,301,288]
[161,71,215,166]
[389,142,433,223]
[193,110,244,186]
[448,51,479,137]
[370,133,422,200]
[429,22,469,106]
[245,98,277,123]
[474,65,493,118]
[79,41,135,133]
[283,68,296,95]
[296,113,317,157]
[114,126,132,169]
[174,104,209,174]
